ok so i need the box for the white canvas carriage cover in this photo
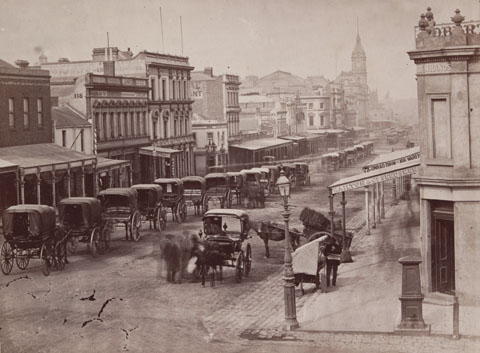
[292,235,329,276]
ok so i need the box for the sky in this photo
[1,0,478,100]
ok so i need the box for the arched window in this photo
[130,112,135,136]
[102,113,108,140]
[124,112,128,136]
[142,112,147,135]
[136,112,141,136]
[309,114,314,126]
[184,117,188,135]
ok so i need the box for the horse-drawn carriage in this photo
[322,152,340,171]
[261,165,280,194]
[204,173,232,211]
[131,184,167,230]
[254,221,303,258]
[199,209,252,283]
[280,164,297,189]
[97,188,142,241]
[251,167,272,197]
[226,172,246,206]
[58,197,110,256]
[153,178,188,223]
[354,144,365,160]
[181,176,207,216]
[1,205,68,276]
[240,169,265,208]
[345,147,357,165]
[294,162,310,186]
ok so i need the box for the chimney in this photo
[103,61,115,76]
[15,59,29,68]
[204,67,213,77]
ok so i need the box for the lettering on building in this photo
[424,63,451,74]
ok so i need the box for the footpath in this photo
[203,198,480,353]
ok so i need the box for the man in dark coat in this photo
[325,239,342,287]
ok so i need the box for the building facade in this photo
[408,9,480,325]
[52,105,93,154]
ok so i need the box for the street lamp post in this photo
[277,170,299,331]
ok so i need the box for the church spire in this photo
[352,18,366,58]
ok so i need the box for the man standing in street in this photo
[325,238,342,287]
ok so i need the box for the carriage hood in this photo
[131,184,163,204]
[97,188,138,209]
[181,176,206,190]
[2,204,56,237]
[58,197,103,226]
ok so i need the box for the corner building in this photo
[408,9,480,317]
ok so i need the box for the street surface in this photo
[0,152,391,353]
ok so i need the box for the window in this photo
[37,98,43,127]
[308,103,313,109]
[320,115,325,126]
[124,112,128,136]
[117,113,122,137]
[153,120,158,140]
[309,114,314,126]
[62,130,66,147]
[172,81,176,100]
[102,113,108,140]
[130,112,135,136]
[183,81,187,100]
[431,98,451,159]
[23,98,29,128]
[150,77,156,100]
[110,113,115,138]
[163,118,168,139]
[174,119,178,136]
[184,118,188,135]
[80,129,84,151]
[8,98,14,128]
[162,80,167,100]
[320,102,324,109]
[136,112,141,136]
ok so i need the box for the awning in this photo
[363,147,420,172]
[0,143,96,174]
[230,138,292,151]
[97,157,131,171]
[139,146,182,158]
[329,159,419,195]
[0,159,18,174]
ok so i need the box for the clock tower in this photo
[351,24,368,126]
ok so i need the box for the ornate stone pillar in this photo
[365,186,370,235]
[371,184,376,229]
[380,182,385,219]
[19,169,25,204]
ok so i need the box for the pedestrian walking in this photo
[325,239,342,287]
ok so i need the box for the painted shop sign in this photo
[424,63,451,73]
[364,152,420,172]
[330,166,418,194]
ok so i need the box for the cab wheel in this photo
[1,242,14,275]
[89,227,101,257]
[54,242,66,271]
[235,251,244,283]
[244,244,252,277]
[15,250,30,271]
[156,207,167,231]
[99,227,110,254]
[40,243,52,276]
[130,212,141,242]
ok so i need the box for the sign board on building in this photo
[191,82,203,99]
[424,62,451,74]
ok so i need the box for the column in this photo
[66,168,71,197]
[80,163,85,197]
[376,183,381,225]
[392,178,398,205]
[19,169,25,204]
[36,170,41,204]
[380,182,385,219]
[365,186,370,235]
[51,167,56,208]
[371,184,376,229]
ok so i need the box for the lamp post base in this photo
[283,319,300,331]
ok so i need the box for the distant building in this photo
[52,105,92,154]
[191,67,241,146]
[39,47,195,180]
[192,113,228,175]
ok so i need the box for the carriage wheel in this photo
[89,227,101,257]
[54,242,67,271]
[175,202,185,224]
[1,242,14,275]
[157,208,167,231]
[130,212,141,242]
[99,227,111,255]
[244,244,252,277]
[179,202,187,222]
[40,243,52,276]
[193,264,209,279]
[227,192,233,209]
[15,250,30,271]
[235,251,244,283]
[203,196,209,214]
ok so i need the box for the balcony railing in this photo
[86,74,148,87]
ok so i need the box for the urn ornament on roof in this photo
[451,9,464,26]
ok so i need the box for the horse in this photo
[250,220,302,258]
[188,233,226,287]
[158,233,198,283]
